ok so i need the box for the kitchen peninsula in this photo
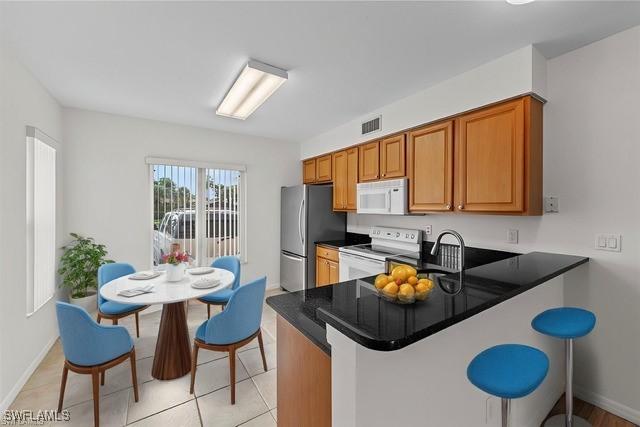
[267,250,588,427]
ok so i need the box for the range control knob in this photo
[411,234,415,239]
[396,232,400,237]
[405,234,409,238]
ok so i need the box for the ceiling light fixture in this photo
[506,0,535,4]
[216,59,288,120]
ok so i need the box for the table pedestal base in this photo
[152,302,191,380]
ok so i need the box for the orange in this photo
[382,282,399,295]
[407,276,418,286]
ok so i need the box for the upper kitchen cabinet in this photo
[332,147,358,211]
[408,121,453,212]
[380,134,406,179]
[316,154,332,182]
[455,96,542,215]
[303,158,316,184]
[358,141,380,182]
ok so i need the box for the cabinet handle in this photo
[382,173,386,177]
[446,204,451,210]
[458,204,464,210]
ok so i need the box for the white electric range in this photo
[338,226,422,281]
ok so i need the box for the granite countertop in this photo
[266,251,589,354]
[315,232,371,249]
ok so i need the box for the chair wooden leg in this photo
[258,330,268,372]
[91,367,100,427]
[221,304,225,311]
[113,318,118,326]
[229,346,236,404]
[135,312,140,338]
[100,371,105,386]
[207,304,210,319]
[57,365,69,412]
[130,349,139,402]
[190,343,199,394]
[96,314,101,324]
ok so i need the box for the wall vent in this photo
[361,116,381,135]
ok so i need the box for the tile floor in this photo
[10,289,283,427]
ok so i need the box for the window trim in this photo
[147,158,248,268]
[26,126,59,317]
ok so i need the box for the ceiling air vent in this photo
[361,116,381,135]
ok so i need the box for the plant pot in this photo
[166,263,186,282]
[69,290,98,312]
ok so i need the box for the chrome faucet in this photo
[430,229,465,294]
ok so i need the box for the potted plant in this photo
[162,251,189,282]
[58,233,113,311]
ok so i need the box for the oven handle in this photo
[340,252,386,267]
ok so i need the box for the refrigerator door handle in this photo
[281,252,303,262]
[298,198,305,246]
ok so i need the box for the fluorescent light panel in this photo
[216,60,288,120]
[506,0,535,4]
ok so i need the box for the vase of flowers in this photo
[163,251,189,282]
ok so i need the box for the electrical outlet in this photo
[508,229,519,244]
[544,196,559,213]
[595,233,622,252]
[425,225,432,235]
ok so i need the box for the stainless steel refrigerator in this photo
[280,185,345,292]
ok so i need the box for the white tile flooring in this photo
[10,290,282,427]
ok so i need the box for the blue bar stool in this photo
[532,307,596,427]
[468,344,549,427]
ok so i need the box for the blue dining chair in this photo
[190,276,267,404]
[56,302,139,427]
[197,256,241,318]
[97,263,149,337]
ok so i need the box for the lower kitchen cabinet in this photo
[316,245,339,287]
[277,315,331,427]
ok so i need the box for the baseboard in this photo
[574,386,640,424]
[266,282,280,291]
[0,334,59,412]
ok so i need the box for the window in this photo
[26,126,58,315]
[148,158,246,267]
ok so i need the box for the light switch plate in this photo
[595,233,622,252]
[544,196,559,213]
[508,229,519,244]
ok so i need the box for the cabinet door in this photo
[316,256,330,287]
[408,121,453,211]
[328,260,339,285]
[303,159,316,184]
[346,147,358,210]
[316,154,332,182]
[332,151,347,210]
[358,141,380,182]
[455,98,525,212]
[380,134,406,179]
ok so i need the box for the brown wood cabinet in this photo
[316,245,339,287]
[303,159,316,184]
[358,141,380,182]
[277,315,331,427]
[408,121,454,212]
[332,147,358,211]
[455,96,542,214]
[316,154,332,182]
[380,134,406,179]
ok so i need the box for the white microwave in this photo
[356,178,408,215]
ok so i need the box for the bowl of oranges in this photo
[374,264,435,304]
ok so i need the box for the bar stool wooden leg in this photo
[57,365,69,412]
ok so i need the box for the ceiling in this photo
[2,1,639,142]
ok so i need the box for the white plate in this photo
[129,271,162,280]
[191,280,221,290]
[188,267,215,275]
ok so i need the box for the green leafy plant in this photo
[58,233,114,299]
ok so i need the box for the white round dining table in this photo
[99,268,235,380]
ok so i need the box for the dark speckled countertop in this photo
[267,251,588,354]
[315,232,370,249]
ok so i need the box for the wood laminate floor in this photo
[544,395,638,427]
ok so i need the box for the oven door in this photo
[357,188,391,214]
[338,252,386,282]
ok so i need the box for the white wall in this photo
[324,28,640,421]
[301,45,545,159]
[0,43,63,411]
[62,109,300,289]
